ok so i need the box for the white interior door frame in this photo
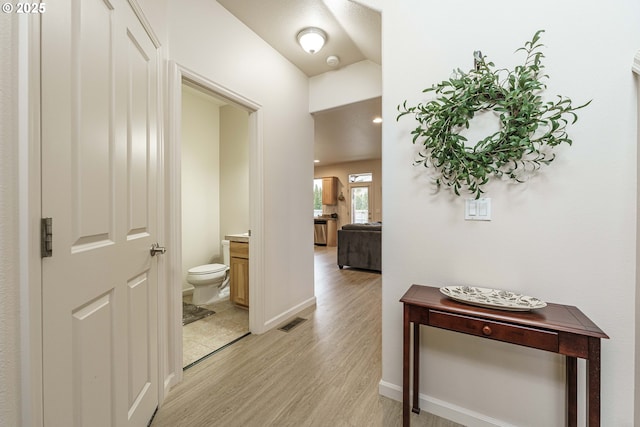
[166,62,265,385]
[633,49,640,427]
[19,12,44,427]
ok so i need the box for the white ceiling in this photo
[216,0,382,166]
[217,0,381,77]
[313,97,381,164]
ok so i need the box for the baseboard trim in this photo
[163,372,175,394]
[262,296,317,332]
[378,380,515,427]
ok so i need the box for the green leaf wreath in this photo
[397,30,590,198]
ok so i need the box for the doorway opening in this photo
[179,81,250,368]
[312,99,382,274]
[167,63,265,383]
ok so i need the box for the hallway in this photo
[151,246,461,427]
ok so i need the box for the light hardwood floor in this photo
[151,246,463,427]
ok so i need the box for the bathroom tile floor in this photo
[182,295,249,367]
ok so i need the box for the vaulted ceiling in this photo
[217,0,382,166]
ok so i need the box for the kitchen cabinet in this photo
[322,177,338,205]
[230,241,249,308]
[327,219,337,246]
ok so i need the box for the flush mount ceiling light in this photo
[297,27,327,54]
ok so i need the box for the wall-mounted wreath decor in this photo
[397,30,590,198]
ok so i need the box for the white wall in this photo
[181,87,250,292]
[351,0,382,13]
[309,59,381,113]
[181,85,222,290]
[220,105,250,238]
[381,1,639,426]
[167,0,315,327]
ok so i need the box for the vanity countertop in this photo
[225,233,249,243]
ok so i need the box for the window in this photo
[313,178,323,217]
[349,172,372,183]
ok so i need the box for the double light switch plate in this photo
[465,198,491,221]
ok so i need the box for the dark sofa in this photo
[337,222,381,272]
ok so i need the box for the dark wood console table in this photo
[401,285,608,427]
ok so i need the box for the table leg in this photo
[566,356,577,427]
[403,306,410,427]
[587,337,601,427]
[412,322,420,414]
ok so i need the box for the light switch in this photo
[465,198,491,221]
[469,201,477,216]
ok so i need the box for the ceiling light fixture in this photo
[372,117,383,124]
[297,27,327,54]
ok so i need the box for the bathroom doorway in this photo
[179,80,251,368]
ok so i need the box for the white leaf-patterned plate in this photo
[440,286,547,311]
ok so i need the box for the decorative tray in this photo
[439,286,547,311]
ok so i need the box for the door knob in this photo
[150,243,166,256]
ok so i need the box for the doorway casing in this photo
[166,62,265,386]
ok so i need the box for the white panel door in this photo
[41,0,160,425]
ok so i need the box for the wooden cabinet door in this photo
[322,177,337,205]
[230,241,249,307]
[230,256,249,307]
[327,220,337,246]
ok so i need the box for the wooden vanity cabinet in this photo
[230,241,249,308]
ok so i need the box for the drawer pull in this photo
[482,325,492,336]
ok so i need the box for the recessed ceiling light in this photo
[372,117,382,124]
[314,159,320,163]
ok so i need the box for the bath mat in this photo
[182,302,215,326]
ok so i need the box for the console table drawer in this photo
[429,309,559,352]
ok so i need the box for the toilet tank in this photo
[222,240,230,266]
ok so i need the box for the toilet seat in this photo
[188,263,227,275]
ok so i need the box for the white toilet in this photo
[187,240,231,306]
